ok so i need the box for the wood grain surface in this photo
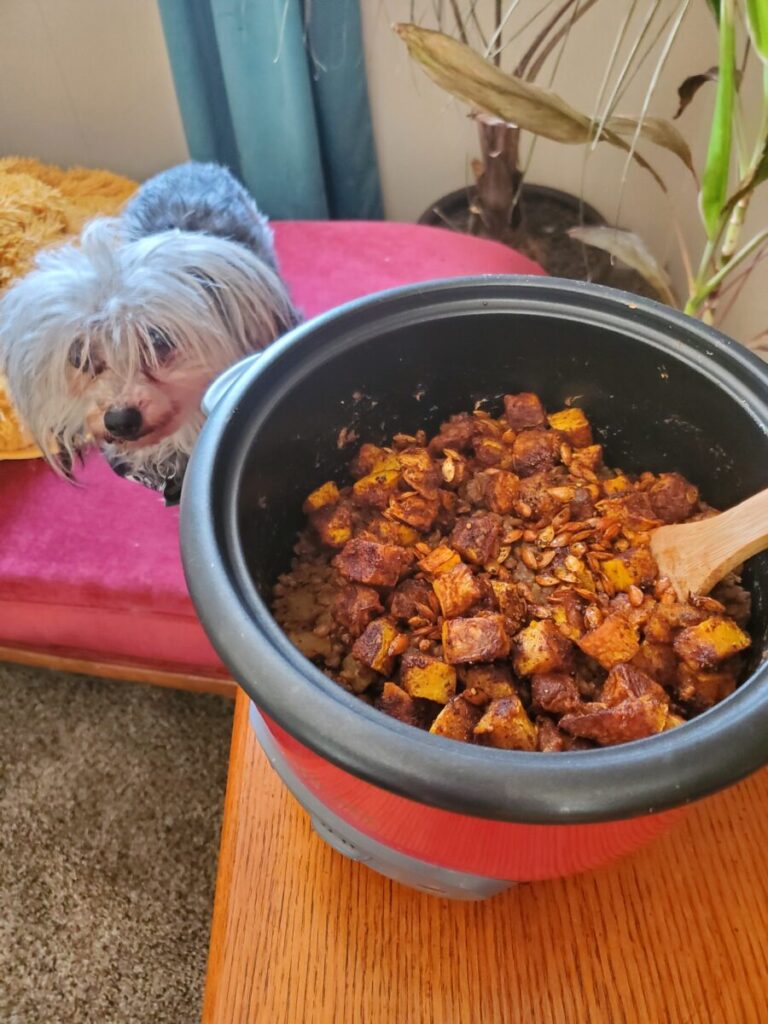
[0,643,236,697]
[203,689,768,1024]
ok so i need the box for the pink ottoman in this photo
[0,222,542,691]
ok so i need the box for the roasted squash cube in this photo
[557,588,586,634]
[676,663,738,709]
[442,614,510,664]
[450,513,502,565]
[547,408,593,448]
[599,554,642,593]
[601,663,668,706]
[364,516,420,547]
[352,454,401,508]
[571,444,604,472]
[644,603,707,644]
[485,469,520,514]
[400,651,457,703]
[459,662,516,701]
[597,492,660,531]
[433,562,483,618]
[515,470,562,520]
[673,617,750,668]
[350,443,391,478]
[631,642,678,688]
[602,474,633,496]
[352,618,402,675]
[473,696,537,750]
[577,613,640,669]
[649,472,699,524]
[428,412,479,455]
[551,604,583,642]
[418,544,461,576]
[303,480,340,514]
[535,715,570,751]
[332,584,383,638]
[490,581,528,633]
[601,547,657,591]
[531,673,583,714]
[664,712,686,730]
[310,503,353,549]
[375,682,420,727]
[513,620,574,676]
[429,694,483,742]
[503,392,547,431]
[560,697,668,746]
[389,578,434,621]
[387,492,439,531]
[334,538,411,588]
[512,429,560,477]
[473,436,514,469]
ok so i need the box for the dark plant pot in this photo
[180,277,768,886]
[418,183,605,231]
[419,184,617,284]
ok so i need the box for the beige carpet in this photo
[0,663,234,1024]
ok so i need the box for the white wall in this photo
[0,0,764,343]
[0,0,187,180]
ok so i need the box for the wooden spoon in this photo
[650,487,768,600]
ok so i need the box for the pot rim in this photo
[417,182,606,229]
[181,275,768,825]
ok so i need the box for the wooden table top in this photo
[203,689,768,1024]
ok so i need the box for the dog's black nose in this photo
[104,406,143,439]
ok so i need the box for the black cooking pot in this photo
[180,276,768,830]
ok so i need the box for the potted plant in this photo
[394,2,694,288]
[395,1,767,332]
[567,0,767,341]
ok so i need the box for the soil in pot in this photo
[419,185,662,301]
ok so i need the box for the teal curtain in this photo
[157,0,383,220]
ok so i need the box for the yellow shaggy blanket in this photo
[0,157,137,458]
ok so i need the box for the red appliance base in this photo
[257,709,684,883]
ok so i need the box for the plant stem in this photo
[685,238,719,316]
[447,0,469,45]
[686,228,768,315]
[525,0,602,81]
[494,0,502,66]
[687,67,768,318]
[720,195,750,263]
[515,0,577,77]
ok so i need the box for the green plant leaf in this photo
[706,0,720,21]
[567,225,677,306]
[722,135,768,214]
[699,0,736,239]
[394,23,667,191]
[606,114,697,176]
[746,0,768,62]
[674,67,718,118]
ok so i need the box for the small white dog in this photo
[0,162,299,502]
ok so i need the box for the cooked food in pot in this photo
[272,393,752,751]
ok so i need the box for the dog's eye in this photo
[68,339,104,376]
[148,327,175,363]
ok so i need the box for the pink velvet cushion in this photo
[0,221,543,674]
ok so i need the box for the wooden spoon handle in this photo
[651,487,768,599]
[698,487,768,586]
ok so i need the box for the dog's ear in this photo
[52,435,87,482]
[163,476,183,506]
[53,444,75,481]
